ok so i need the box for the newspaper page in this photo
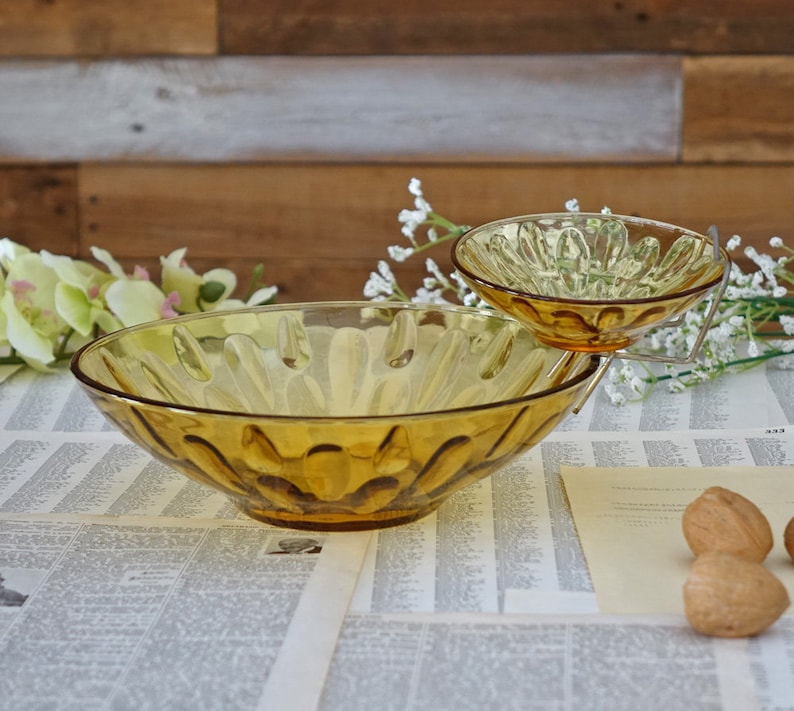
[558,363,790,433]
[4,516,773,711]
[1,363,790,438]
[317,612,760,711]
[3,365,794,708]
[0,364,22,386]
[352,428,794,616]
[0,431,244,520]
[0,367,115,434]
[3,412,791,617]
[0,514,370,711]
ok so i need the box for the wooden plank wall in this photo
[1,1,793,302]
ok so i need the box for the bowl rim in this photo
[451,212,731,306]
[70,300,601,421]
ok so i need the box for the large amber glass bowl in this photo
[452,213,730,352]
[71,302,599,531]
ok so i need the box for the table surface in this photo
[0,363,793,711]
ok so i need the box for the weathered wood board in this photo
[220,0,794,55]
[0,3,791,303]
[0,56,680,162]
[73,163,794,302]
[683,56,794,162]
[0,166,78,254]
[0,1,216,56]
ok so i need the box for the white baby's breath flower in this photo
[407,177,423,198]
[780,315,794,336]
[450,271,467,288]
[629,376,647,395]
[725,235,741,251]
[604,383,626,406]
[425,258,446,283]
[618,362,635,380]
[387,245,414,262]
[369,178,794,406]
[461,292,484,308]
[412,287,449,304]
[398,208,427,241]
[404,177,433,224]
[667,379,686,393]
[363,260,396,299]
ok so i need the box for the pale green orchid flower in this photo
[55,282,122,337]
[0,270,8,348]
[0,252,66,370]
[40,250,121,337]
[87,246,188,328]
[90,246,128,279]
[0,237,32,272]
[1,241,278,370]
[104,279,175,327]
[214,284,278,311]
[160,248,237,313]
[200,268,237,310]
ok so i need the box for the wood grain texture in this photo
[0,56,679,163]
[0,166,78,254]
[219,0,794,55]
[78,163,794,302]
[683,56,794,162]
[0,1,217,56]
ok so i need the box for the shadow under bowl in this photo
[452,213,730,352]
[71,301,599,531]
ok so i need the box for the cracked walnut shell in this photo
[682,486,773,563]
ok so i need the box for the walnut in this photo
[683,551,790,638]
[682,486,773,562]
[784,516,794,562]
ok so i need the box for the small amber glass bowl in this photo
[71,302,600,531]
[452,213,730,353]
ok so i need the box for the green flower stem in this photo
[0,328,78,366]
[407,219,469,256]
[55,328,76,359]
[389,281,412,303]
[243,263,266,301]
[645,349,790,385]
[0,350,76,365]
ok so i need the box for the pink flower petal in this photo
[10,279,36,296]
[160,291,181,318]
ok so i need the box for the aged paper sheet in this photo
[561,464,794,615]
